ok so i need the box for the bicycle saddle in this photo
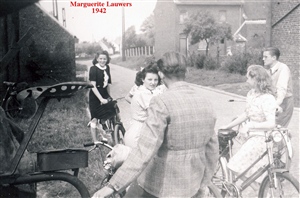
[218,129,237,139]
[17,82,93,100]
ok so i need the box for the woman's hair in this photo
[134,64,161,86]
[247,65,274,94]
[157,52,187,79]
[92,50,111,66]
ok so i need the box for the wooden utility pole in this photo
[122,6,126,61]
[62,8,66,27]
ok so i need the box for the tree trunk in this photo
[205,39,209,56]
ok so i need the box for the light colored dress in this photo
[227,89,276,177]
[124,85,164,148]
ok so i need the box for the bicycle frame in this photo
[0,82,93,197]
[219,129,292,195]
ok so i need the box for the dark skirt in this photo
[89,89,116,120]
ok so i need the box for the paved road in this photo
[77,60,299,182]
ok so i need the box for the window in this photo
[198,40,208,51]
[219,10,227,22]
[179,10,188,24]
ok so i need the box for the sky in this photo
[39,0,157,43]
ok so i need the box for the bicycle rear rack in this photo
[0,82,93,197]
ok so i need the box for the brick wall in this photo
[0,3,76,91]
[271,2,300,106]
[271,2,300,75]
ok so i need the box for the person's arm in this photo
[276,65,290,106]
[125,92,133,104]
[201,130,219,188]
[106,84,111,95]
[125,85,137,104]
[221,112,248,129]
[92,96,168,197]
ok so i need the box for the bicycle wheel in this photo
[273,133,292,170]
[258,172,299,198]
[4,96,38,120]
[113,124,125,145]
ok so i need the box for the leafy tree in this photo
[140,13,155,45]
[125,26,137,49]
[183,11,232,56]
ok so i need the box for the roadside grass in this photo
[16,83,108,197]
[14,58,135,196]
[112,56,249,95]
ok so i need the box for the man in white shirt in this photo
[262,47,293,127]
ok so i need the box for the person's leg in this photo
[276,96,294,127]
[88,118,98,142]
[124,181,157,198]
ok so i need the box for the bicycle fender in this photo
[283,133,293,158]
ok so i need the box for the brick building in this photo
[0,3,76,95]
[271,1,300,106]
[271,2,300,75]
[154,0,269,58]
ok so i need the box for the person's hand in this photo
[100,99,108,105]
[219,125,230,130]
[106,144,132,169]
[92,186,114,198]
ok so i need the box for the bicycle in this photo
[100,97,126,146]
[1,81,38,120]
[84,141,222,198]
[212,125,299,198]
[0,82,94,198]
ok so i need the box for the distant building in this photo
[154,0,268,58]
[99,40,114,55]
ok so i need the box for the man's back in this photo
[137,81,218,197]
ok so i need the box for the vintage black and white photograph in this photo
[0,0,299,197]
